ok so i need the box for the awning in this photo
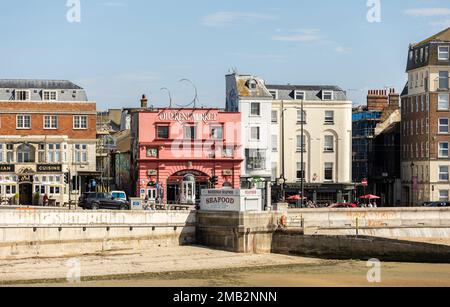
[76,171,102,177]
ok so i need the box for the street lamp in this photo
[410,162,415,207]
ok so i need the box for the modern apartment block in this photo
[268,84,354,204]
[0,80,97,206]
[401,28,450,205]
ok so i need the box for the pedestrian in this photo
[43,194,49,207]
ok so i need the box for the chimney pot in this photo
[140,94,148,108]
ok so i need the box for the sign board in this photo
[147,170,158,176]
[37,164,63,173]
[200,189,262,212]
[158,111,218,123]
[0,164,15,173]
[130,198,144,210]
[222,169,233,176]
[361,178,368,187]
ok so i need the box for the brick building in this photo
[0,80,97,206]
[401,28,450,205]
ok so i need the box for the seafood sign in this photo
[200,189,262,212]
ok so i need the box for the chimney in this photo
[388,88,400,108]
[140,94,148,108]
[367,89,389,111]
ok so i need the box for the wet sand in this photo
[1,246,449,287]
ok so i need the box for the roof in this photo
[0,79,83,90]
[401,82,408,96]
[413,27,450,47]
[266,84,344,92]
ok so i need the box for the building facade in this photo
[0,80,97,206]
[130,100,242,205]
[401,28,450,206]
[267,84,354,204]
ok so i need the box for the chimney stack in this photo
[388,88,400,108]
[140,94,148,108]
[367,89,389,111]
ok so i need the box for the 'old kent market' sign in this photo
[158,111,218,123]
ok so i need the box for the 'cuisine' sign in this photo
[158,111,218,123]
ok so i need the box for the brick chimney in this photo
[367,89,389,111]
[140,94,148,108]
[388,88,400,108]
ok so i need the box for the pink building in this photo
[130,104,242,205]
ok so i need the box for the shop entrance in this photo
[167,170,210,205]
[19,183,33,205]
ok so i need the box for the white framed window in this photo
[183,125,196,140]
[49,186,61,195]
[35,185,46,195]
[271,110,278,123]
[296,162,306,182]
[322,91,333,100]
[439,71,449,89]
[324,163,334,182]
[268,90,278,99]
[296,135,306,152]
[16,115,31,129]
[439,142,449,158]
[42,90,57,101]
[297,110,306,124]
[222,147,234,158]
[74,144,88,163]
[294,91,305,100]
[438,94,449,111]
[250,103,261,116]
[15,90,30,101]
[325,111,334,124]
[37,144,45,163]
[250,127,260,141]
[439,118,449,134]
[438,46,449,61]
[44,115,58,129]
[272,135,278,152]
[245,149,265,171]
[48,144,61,163]
[248,79,257,90]
[439,190,449,202]
[324,135,334,152]
[73,115,88,129]
[210,126,223,140]
[439,166,449,181]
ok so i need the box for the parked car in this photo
[425,202,450,207]
[78,192,130,210]
[328,203,358,208]
[111,191,128,202]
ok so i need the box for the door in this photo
[19,183,33,205]
[147,188,157,204]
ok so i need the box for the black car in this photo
[424,201,450,207]
[78,192,130,210]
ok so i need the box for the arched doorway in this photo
[166,170,210,205]
[17,168,35,205]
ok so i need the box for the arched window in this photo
[17,144,35,163]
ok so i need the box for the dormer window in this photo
[294,90,305,100]
[322,91,333,100]
[268,90,278,99]
[439,46,449,61]
[43,90,57,101]
[248,79,258,90]
[409,50,413,61]
[15,90,30,101]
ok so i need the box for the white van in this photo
[111,191,127,202]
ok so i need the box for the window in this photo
[425,46,429,60]
[439,71,449,89]
[16,115,31,129]
[43,90,57,101]
[272,135,278,152]
[325,111,334,124]
[250,127,260,141]
[146,147,158,158]
[439,190,449,202]
[415,96,419,112]
[271,162,277,181]
[210,126,223,140]
[44,115,58,129]
[5,185,16,195]
[49,186,61,195]
[438,46,449,61]
[15,90,30,101]
[37,144,45,163]
[17,144,35,163]
[296,135,306,152]
[439,142,449,158]
[35,185,46,195]
[248,79,257,90]
[296,162,306,181]
[297,110,306,124]
[73,115,88,129]
[184,125,196,140]
[222,147,234,158]
[439,118,449,134]
[74,144,88,163]
[324,163,334,181]
[322,91,333,100]
[438,94,449,110]
[439,166,449,181]
[269,90,278,99]
[245,149,266,170]
[250,102,261,116]
[420,48,424,62]
[0,144,3,163]
[294,91,305,100]
[271,110,278,123]
[6,144,13,163]
[48,144,61,163]
[156,126,169,139]
[324,135,334,152]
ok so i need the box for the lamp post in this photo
[278,100,287,202]
[410,162,415,207]
[300,99,305,207]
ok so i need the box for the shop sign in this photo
[158,111,218,123]
[0,165,15,173]
[200,189,262,212]
[37,164,63,173]
[222,169,233,176]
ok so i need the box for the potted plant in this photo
[33,193,41,206]
[13,193,19,206]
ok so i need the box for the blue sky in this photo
[0,0,450,110]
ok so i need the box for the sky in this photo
[0,0,450,110]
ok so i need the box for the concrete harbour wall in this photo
[0,210,196,259]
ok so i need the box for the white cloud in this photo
[271,29,322,42]
[405,8,450,17]
[335,46,352,54]
[201,11,276,27]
